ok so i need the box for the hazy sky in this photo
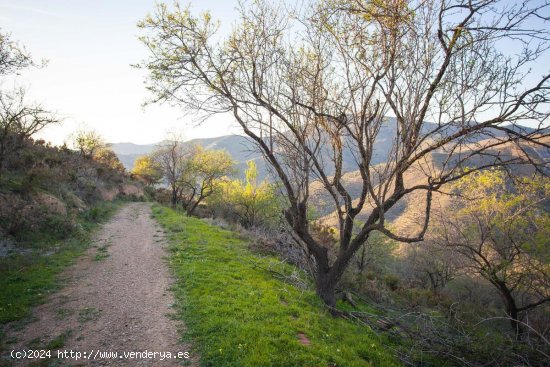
[1,1,548,145]
[0,0,241,145]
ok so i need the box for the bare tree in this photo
[0,29,36,76]
[0,88,58,177]
[152,134,194,207]
[138,0,550,308]
[401,240,458,295]
[0,31,56,178]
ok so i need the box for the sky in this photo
[1,1,548,145]
[0,0,242,145]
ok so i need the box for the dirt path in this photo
[6,203,194,366]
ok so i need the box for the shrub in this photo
[39,213,75,239]
[208,161,283,229]
[383,274,400,291]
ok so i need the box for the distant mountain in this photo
[109,142,159,155]
[110,142,159,170]
[111,120,547,183]
[317,135,550,229]
[111,135,265,178]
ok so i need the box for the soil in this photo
[4,202,195,366]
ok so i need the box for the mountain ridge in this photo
[111,121,547,181]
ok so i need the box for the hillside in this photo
[0,136,144,254]
[112,121,546,181]
[316,136,550,229]
[152,205,400,367]
[390,136,550,237]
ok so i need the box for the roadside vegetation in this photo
[0,200,121,325]
[153,204,399,367]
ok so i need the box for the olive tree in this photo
[138,0,550,308]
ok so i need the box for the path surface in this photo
[7,203,194,366]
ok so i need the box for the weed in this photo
[55,308,73,320]
[46,330,72,349]
[93,245,109,261]
[77,307,100,323]
[27,337,42,349]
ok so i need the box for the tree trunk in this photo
[307,235,356,313]
[358,246,366,275]
[506,302,524,341]
[496,281,524,341]
[0,138,6,180]
[171,187,178,207]
[427,271,439,295]
[186,195,203,216]
[315,271,337,311]
[186,203,197,216]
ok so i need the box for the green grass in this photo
[153,205,400,367]
[93,244,110,261]
[45,330,72,349]
[77,307,101,323]
[0,200,121,325]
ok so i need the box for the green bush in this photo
[208,161,283,229]
[41,214,75,239]
[79,202,115,223]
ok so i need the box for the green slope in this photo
[153,205,400,367]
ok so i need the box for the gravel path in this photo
[6,202,194,366]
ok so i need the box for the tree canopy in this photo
[132,155,163,186]
[210,160,281,228]
[180,146,236,215]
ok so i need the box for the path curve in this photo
[7,202,193,366]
